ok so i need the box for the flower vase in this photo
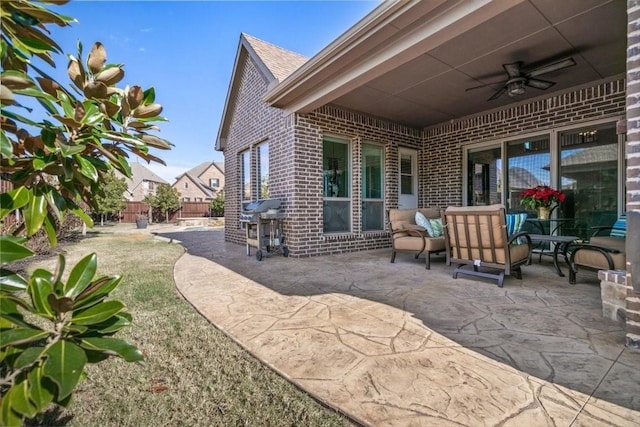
[537,206,551,220]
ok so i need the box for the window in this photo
[210,178,219,188]
[240,150,251,203]
[195,197,202,202]
[183,197,190,202]
[559,122,620,236]
[257,142,269,199]
[467,145,501,206]
[362,143,384,231]
[463,120,623,240]
[323,137,350,233]
[184,182,188,189]
[506,134,550,211]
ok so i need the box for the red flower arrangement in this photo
[520,185,566,210]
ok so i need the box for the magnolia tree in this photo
[0,1,172,424]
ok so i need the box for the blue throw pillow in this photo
[428,218,443,237]
[610,213,626,238]
[506,213,527,236]
[415,211,434,235]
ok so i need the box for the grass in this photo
[26,230,354,427]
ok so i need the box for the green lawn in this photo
[27,231,353,427]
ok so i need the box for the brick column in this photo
[626,0,640,349]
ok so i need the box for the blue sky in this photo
[44,1,380,182]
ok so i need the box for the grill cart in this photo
[240,199,288,261]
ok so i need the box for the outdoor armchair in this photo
[387,207,446,269]
[568,213,626,284]
[441,204,532,287]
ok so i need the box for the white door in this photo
[398,147,418,209]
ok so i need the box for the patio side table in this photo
[527,234,579,277]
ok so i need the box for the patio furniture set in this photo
[388,205,627,287]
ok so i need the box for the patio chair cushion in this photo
[428,218,443,237]
[415,211,432,234]
[572,238,626,270]
[506,213,527,236]
[610,213,627,238]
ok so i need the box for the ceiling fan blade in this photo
[526,78,555,90]
[488,86,507,101]
[526,58,576,78]
[503,62,522,78]
[465,81,505,91]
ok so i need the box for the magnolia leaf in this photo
[29,276,55,319]
[80,337,143,362]
[64,253,97,299]
[143,86,156,104]
[139,133,172,150]
[75,155,98,182]
[0,268,28,291]
[90,312,132,334]
[0,328,48,349]
[1,129,13,160]
[9,380,38,419]
[87,42,107,74]
[74,275,122,310]
[0,84,15,105]
[72,300,125,325]
[67,58,84,90]
[127,85,143,109]
[0,235,34,264]
[14,346,47,370]
[0,71,35,90]
[23,192,47,236]
[36,76,62,98]
[83,80,107,99]
[95,66,124,86]
[0,385,24,427]
[47,294,74,314]
[0,186,30,219]
[43,213,58,248]
[43,340,87,400]
[28,365,54,413]
[131,103,162,119]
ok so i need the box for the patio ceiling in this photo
[265,0,627,129]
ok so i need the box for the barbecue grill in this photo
[240,198,288,261]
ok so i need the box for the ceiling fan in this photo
[467,57,577,101]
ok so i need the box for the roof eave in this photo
[262,0,524,114]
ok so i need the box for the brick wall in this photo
[223,48,626,259]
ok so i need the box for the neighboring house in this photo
[172,161,224,202]
[118,162,167,201]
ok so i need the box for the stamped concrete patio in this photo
[156,227,640,426]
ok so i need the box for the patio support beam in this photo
[626,0,640,349]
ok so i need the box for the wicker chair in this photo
[441,204,532,287]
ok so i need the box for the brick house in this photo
[119,162,167,202]
[172,161,225,202]
[216,3,639,345]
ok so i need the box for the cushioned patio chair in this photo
[387,207,446,269]
[568,213,626,284]
[441,204,532,287]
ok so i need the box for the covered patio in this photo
[163,228,639,426]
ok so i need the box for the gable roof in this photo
[117,162,167,195]
[216,33,308,151]
[173,161,224,198]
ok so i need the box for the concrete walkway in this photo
[154,226,639,426]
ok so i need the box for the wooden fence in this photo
[121,201,214,223]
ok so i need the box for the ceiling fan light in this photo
[507,81,525,97]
